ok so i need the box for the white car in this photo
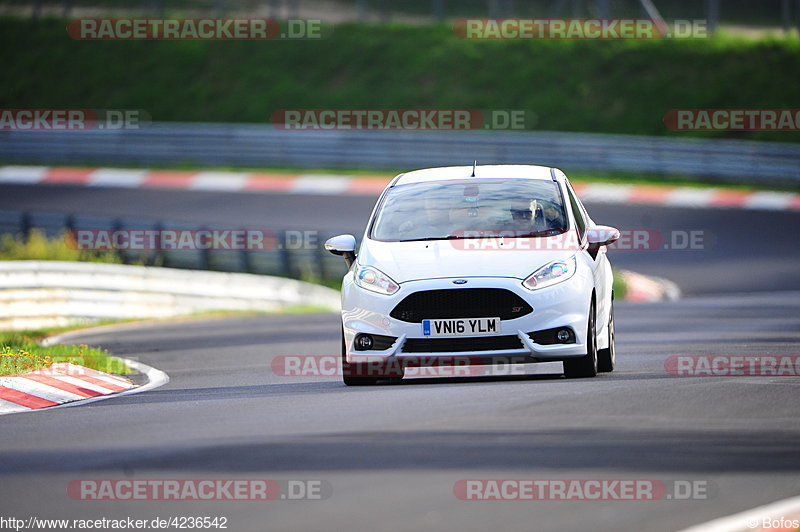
[325,164,620,386]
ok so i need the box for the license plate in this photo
[422,317,501,337]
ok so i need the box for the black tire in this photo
[597,300,615,373]
[563,300,598,379]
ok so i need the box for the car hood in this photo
[358,237,575,283]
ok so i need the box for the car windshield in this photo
[370,178,568,242]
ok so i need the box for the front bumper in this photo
[341,274,592,365]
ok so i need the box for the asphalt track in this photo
[0,183,799,532]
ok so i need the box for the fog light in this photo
[354,334,374,350]
[556,329,572,343]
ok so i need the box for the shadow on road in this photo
[2,426,798,475]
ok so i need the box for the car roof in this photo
[393,165,557,186]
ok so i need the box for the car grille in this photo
[390,288,532,323]
[402,335,524,353]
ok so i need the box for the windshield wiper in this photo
[399,230,562,242]
[505,230,563,238]
[399,235,464,242]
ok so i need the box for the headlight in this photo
[522,256,576,290]
[354,264,399,295]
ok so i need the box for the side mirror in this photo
[324,234,357,268]
[587,225,620,247]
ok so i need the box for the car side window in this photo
[566,185,586,243]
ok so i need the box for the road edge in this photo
[2,165,799,211]
[45,357,169,412]
[0,356,169,416]
[677,494,800,532]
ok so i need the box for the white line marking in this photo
[678,494,800,532]
[88,168,148,188]
[0,166,48,184]
[291,175,352,194]
[744,191,797,211]
[576,184,634,203]
[664,187,718,207]
[190,171,250,191]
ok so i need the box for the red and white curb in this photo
[0,363,133,413]
[0,359,168,415]
[1,165,798,211]
[678,494,800,532]
[0,166,391,196]
[575,183,800,211]
[619,269,681,303]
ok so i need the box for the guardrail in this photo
[0,261,340,330]
[0,209,350,283]
[1,123,799,185]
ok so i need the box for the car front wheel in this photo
[598,300,615,373]
[563,301,598,379]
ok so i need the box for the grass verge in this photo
[2,18,799,143]
[0,328,131,376]
[0,229,127,263]
[613,273,628,301]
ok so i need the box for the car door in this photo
[564,179,611,325]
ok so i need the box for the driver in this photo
[541,202,566,230]
[508,199,542,233]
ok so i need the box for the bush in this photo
[0,229,125,263]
